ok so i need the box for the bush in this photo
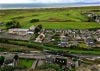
[0,66,14,71]
[6,20,21,29]
[15,65,27,70]
[30,19,39,23]
[0,56,5,66]
[34,24,42,34]
[38,63,63,71]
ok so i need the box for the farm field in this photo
[0,6,100,29]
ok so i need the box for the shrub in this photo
[30,19,39,23]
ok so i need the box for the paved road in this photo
[0,52,100,60]
[0,52,46,59]
[0,52,100,70]
[31,60,38,69]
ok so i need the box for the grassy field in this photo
[33,22,100,29]
[18,58,34,68]
[0,6,100,29]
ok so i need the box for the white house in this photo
[9,28,29,36]
[29,25,35,31]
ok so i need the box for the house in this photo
[84,12,94,18]
[0,29,2,32]
[4,59,14,67]
[59,35,69,47]
[9,28,29,36]
[29,25,35,31]
[95,18,100,23]
[74,34,82,40]
[85,37,96,47]
[35,33,45,43]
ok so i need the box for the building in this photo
[29,25,35,31]
[35,33,45,43]
[9,28,29,36]
[4,59,14,67]
[0,29,2,32]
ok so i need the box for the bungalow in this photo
[8,28,29,36]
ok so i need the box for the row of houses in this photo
[84,12,100,23]
[35,29,100,48]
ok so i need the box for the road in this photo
[0,52,100,60]
[0,52,100,70]
[0,52,46,59]
[31,60,38,69]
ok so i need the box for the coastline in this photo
[0,3,100,10]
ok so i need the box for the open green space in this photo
[18,58,34,68]
[0,6,100,29]
[33,22,100,29]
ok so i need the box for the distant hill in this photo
[76,2,100,4]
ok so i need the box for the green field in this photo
[0,6,100,29]
[33,22,100,29]
[18,58,34,68]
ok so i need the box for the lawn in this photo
[18,58,34,68]
[78,42,88,48]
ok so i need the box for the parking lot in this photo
[0,32,31,40]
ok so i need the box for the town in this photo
[0,26,100,48]
[0,7,100,71]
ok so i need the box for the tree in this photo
[0,66,14,71]
[0,38,8,43]
[13,55,19,66]
[0,56,5,66]
[38,63,63,71]
[38,24,42,30]
[30,19,39,23]
[15,22,21,28]
[6,20,21,29]
[34,24,42,34]
[13,55,19,61]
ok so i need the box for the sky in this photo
[0,0,100,4]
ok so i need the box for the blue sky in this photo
[0,0,100,4]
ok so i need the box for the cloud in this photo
[0,0,100,4]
